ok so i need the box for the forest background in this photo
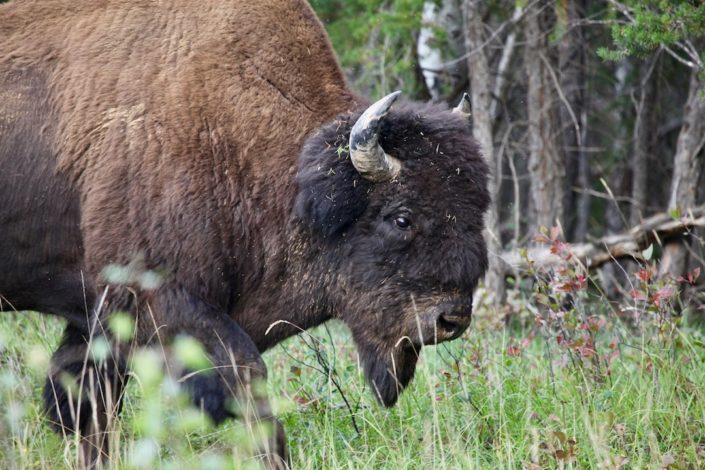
[312,0,705,308]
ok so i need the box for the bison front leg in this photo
[43,324,127,468]
[145,287,288,468]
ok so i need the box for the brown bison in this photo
[0,0,489,465]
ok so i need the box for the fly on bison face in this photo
[295,92,490,408]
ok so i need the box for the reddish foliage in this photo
[575,338,597,358]
[677,267,701,286]
[556,274,586,293]
[629,289,647,301]
[506,345,522,357]
[520,335,534,349]
[635,268,653,283]
[650,287,674,308]
[550,239,569,256]
[580,316,607,332]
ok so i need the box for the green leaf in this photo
[173,335,212,371]
[641,243,654,261]
[109,312,135,343]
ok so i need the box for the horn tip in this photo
[453,93,472,117]
[380,90,402,108]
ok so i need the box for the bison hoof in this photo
[180,370,232,424]
[42,356,126,435]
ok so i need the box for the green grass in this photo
[1,299,704,469]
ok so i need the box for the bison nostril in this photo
[437,315,457,332]
[437,314,470,336]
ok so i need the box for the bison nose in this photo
[437,313,471,337]
[430,300,472,343]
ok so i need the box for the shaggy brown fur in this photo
[0,0,489,466]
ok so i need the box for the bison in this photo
[0,0,489,465]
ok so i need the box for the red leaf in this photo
[586,316,606,332]
[550,240,568,255]
[577,345,596,358]
[293,395,309,405]
[520,336,533,348]
[635,268,652,283]
[556,281,577,292]
[689,267,701,285]
[677,267,699,285]
[651,287,674,308]
[506,345,522,357]
[629,289,646,301]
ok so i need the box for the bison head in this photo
[294,92,489,406]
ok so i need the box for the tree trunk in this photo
[524,1,565,233]
[417,2,444,101]
[630,54,659,226]
[600,60,631,296]
[490,5,523,124]
[557,0,589,242]
[659,70,705,278]
[417,0,465,102]
[462,0,506,308]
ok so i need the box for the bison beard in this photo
[358,341,420,407]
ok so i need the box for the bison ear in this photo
[294,125,372,238]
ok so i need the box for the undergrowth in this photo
[1,235,704,469]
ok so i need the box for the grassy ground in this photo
[1,276,705,469]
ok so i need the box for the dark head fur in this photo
[294,100,490,405]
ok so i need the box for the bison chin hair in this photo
[357,341,420,407]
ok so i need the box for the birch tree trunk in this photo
[659,70,705,278]
[417,0,465,102]
[462,0,506,308]
[417,2,445,101]
[524,1,565,233]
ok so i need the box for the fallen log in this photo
[500,206,705,273]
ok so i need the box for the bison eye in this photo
[394,216,411,230]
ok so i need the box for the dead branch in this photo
[501,206,705,273]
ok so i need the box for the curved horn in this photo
[349,91,402,182]
[452,93,471,120]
